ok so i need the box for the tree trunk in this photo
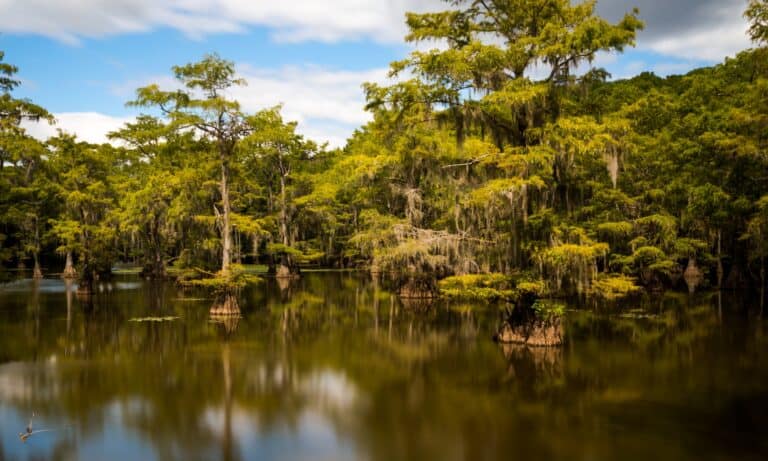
[277,167,299,277]
[152,246,165,278]
[220,157,233,275]
[77,258,94,295]
[716,229,723,287]
[761,257,765,317]
[62,251,77,279]
[31,217,43,279]
[151,217,165,278]
[279,171,289,246]
[210,292,240,316]
[32,252,43,279]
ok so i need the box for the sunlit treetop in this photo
[0,51,19,94]
[0,51,50,126]
[745,0,768,45]
[400,0,644,82]
[129,53,250,146]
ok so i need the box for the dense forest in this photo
[1,0,767,316]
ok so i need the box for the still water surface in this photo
[0,272,766,461]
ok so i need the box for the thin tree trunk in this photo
[154,246,165,278]
[716,229,723,287]
[78,256,93,295]
[761,257,765,317]
[279,171,289,246]
[32,252,43,279]
[152,216,165,278]
[62,251,77,279]
[215,146,237,315]
[32,218,42,279]
[277,166,297,277]
[220,157,232,274]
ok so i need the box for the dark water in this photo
[0,272,766,461]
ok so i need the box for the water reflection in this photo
[0,274,766,460]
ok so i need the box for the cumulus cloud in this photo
[231,65,388,126]
[24,65,392,148]
[22,112,134,144]
[10,0,755,147]
[596,0,751,61]
[230,65,391,147]
[0,0,752,61]
[0,0,442,45]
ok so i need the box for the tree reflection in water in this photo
[0,273,766,461]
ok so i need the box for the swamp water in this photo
[0,272,766,461]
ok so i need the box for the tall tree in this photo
[243,107,319,275]
[0,50,51,272]
[109,116,211,278]
[372,0,643,146]
[130,54,252,276]
[47,134,118,292]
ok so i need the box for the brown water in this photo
[0,272,766,461]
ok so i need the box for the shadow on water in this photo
[0,273,766,461]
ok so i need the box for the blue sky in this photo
[0,0,754,147]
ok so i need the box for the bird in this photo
[17,412,67,443]
[18,413,34,442]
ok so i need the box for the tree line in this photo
[1,0,767,308]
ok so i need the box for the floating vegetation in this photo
[128,316,180,322]
[618,311,658,319]
[112,266,143,274]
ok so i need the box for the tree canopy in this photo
[0,0,766,305]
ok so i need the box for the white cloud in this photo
[644,17,750,61]
[0,0,442,45]
[24,64,393,148]
[597,0,751,62]
[0,0,754,63]
[232,65,388,127]
[22,112,134,144]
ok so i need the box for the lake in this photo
[0,272,766,461]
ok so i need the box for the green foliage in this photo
[597,221,633,239]
[590,274,642,300]
[184,264,261,291]
[265,243,324,264]
[745,0,768,44]
[536,240,609,293]
[438,273,515,300]
[531,299,566,319]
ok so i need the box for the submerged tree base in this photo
[275,264,300,279]
[210,293,240,316]
[495,317,563,346]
